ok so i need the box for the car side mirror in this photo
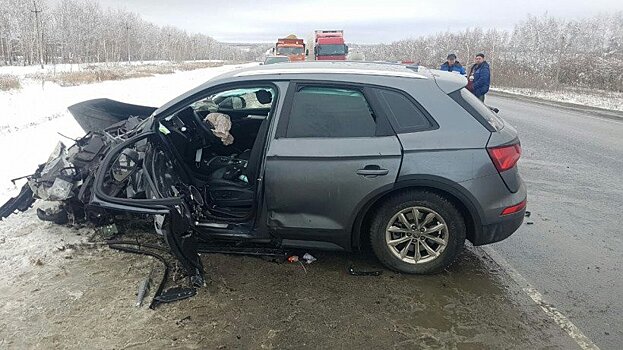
[259,62,264,65]
[306,49,309,56]
[345,45,349,54]
[491,107,499,114]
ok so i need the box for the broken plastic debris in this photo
[47,177,74,201]
[158,123,171,135]
[47,142,66,162]
[136,274,152,307]
[348,266,383,276]
[302,253,317,264]
[153,287,197,304]
[97,223,119,238]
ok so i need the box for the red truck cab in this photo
[314,30,348,61]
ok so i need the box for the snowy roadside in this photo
[0,62,256,205]
[490,86,623,113]
[0,60,225,79]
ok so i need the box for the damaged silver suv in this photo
[1,62,526,283]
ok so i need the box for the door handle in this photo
[357,165,389,177]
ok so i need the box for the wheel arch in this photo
[350,175,484,251]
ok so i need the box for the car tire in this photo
[369,190,466,274]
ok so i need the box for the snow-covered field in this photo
[491,86,623,112]
[0,63,253,205]
[0,60,224,79]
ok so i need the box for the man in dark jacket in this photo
[440,53,466,75]
[467,53,490,102]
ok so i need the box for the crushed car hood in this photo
[68,98,156,133]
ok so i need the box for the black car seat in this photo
[237,89,273,161]
[207,116,270,207]
[206,89,273,208]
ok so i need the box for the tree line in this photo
[353,13,623,92]
[0,0,264,66]
[2,1,621,92]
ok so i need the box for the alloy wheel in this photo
[385,206,449,264]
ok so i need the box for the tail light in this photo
[501,199,527,216]
[487,143,522,172]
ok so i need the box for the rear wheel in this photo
[370,190,466,274]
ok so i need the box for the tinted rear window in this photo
[374,89,433,132]
[450,88,504,131]
[286,87,377,138]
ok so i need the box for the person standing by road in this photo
[440,53,466,75]
[467,53,490,102]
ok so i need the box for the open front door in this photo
[90,131,205,285]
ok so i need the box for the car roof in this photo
[222,61,429,80]
[153,61,467,116]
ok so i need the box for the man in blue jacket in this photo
[468,53,490,102]
[440,54,466,75]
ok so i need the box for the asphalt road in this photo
[485,93,623,350]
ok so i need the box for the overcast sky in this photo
[94,0,622,44]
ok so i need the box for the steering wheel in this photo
[187,108,220,146]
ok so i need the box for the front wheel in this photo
[369,190,466,274]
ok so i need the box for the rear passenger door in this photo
[263,82,402,246]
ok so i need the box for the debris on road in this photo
[97,224,119,238]
[153,286,197,304]
[135,270,152,307]
[0,183,35,220]
[348,266,383,276]
[302,253,317,264]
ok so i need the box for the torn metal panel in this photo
[0,184,35,220]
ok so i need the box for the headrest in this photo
[255,89,272,105]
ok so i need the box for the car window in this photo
[191,87,274,112]
[286,86,377,138]
[451,88,504,131]
[374,89,432,131]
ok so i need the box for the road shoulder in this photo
[489,90,623,122]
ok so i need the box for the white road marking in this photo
[478,245,600,350]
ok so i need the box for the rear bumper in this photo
[471,208,525,245]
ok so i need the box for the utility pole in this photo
[124,22,131,64]
[555,34,565,86]
[167,33,172,61]
[31,0,44,69]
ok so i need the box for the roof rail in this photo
[234,67,428,79]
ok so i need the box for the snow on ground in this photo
[0,60,224,78]
[491,86,623,112]
[0,63,254,204]
[0,206,91,285]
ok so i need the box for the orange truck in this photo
[274,34,307,62]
